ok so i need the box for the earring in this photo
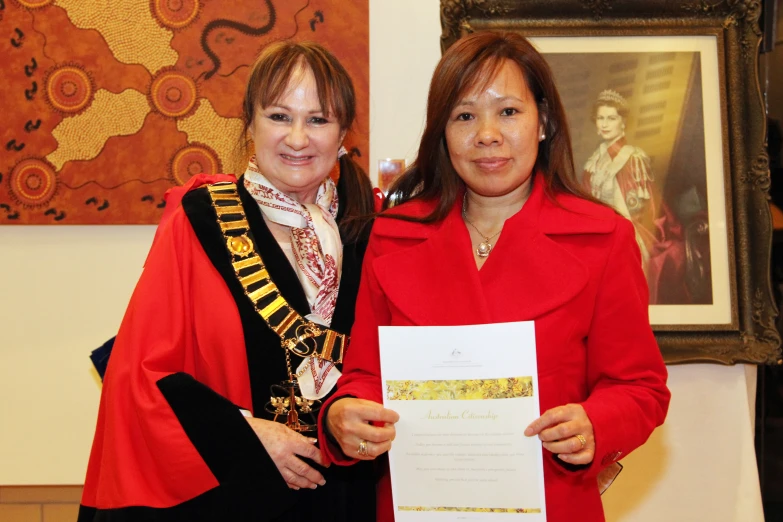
[539,133,546,142]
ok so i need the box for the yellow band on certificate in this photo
[385,377,533,401]
[398,506,542,513]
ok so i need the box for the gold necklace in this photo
[462,193,502,258]
[206,182,347,433]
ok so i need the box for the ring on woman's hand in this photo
[575,434,587,449]
[357,440,369,457]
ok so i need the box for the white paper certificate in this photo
[379,322,547,521]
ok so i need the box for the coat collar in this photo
[373,174,616,239]
[371,175,616,325]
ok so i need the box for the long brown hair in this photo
[384,31,595,221]
[241,40,374,242]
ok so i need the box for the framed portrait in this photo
[379,158,407,194]
[440,0,781,364]
[540,36,730,327]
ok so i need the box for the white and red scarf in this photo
[243,156,342,399]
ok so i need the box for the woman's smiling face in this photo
[250,65,345,204]
[444,59,543,198]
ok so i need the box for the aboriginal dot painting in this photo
[0,0,368,223]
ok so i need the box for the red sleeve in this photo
[318,232,391,464]
[82,196,268,510]
[82,207,218,509]
[580,217,671,476]
[146,173,237,263]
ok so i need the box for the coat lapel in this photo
[372,201,492,326]
[371,176,617,325]
[478,184,590,320]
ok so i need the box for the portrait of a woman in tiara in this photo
[582,89,658,268]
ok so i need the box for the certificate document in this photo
[379,322,546,521]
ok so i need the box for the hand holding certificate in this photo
[379,322,547,521]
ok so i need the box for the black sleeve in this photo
[156,372,291,501]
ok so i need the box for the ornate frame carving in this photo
[440,0,781,365]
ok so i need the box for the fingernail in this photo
[310,484,318,489]
[524,427,533,436]
[309,438,318,444]
[557,454,569,462]
[319,479,326,486]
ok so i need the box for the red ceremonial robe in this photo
[319,175,670,522]
[79,176,375,521]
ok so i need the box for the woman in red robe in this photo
[78,42,377,522]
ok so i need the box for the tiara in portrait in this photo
[596,89,629,110]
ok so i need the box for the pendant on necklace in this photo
[476,242,492,258]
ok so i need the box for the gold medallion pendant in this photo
[266,381,318,432]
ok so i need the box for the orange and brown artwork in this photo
[0,0,369,224]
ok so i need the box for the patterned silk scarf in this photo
[243,157,342,399]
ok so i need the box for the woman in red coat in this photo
[319,32,670,521]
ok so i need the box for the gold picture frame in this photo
[440,0,781,365]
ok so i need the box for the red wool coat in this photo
[320,176,670,522]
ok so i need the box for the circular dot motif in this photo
[9,159,58,208]
[151,0,200,29]
[46,66,94,114]
[171,145,220,185]
[150,71,198,118]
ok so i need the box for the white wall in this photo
[367,0,442,181]
[0,226,154,484]
[601,364,763,521]
[0,2,766,521]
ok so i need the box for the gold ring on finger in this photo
[357,439,369,457]
[575,434,587,449]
